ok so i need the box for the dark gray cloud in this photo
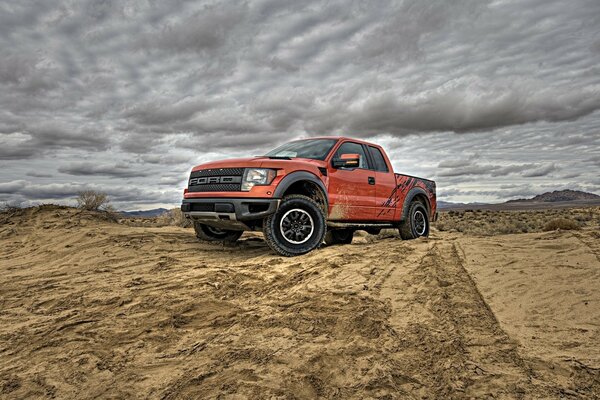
[437,159,558,179]
[122,97,213,126]
[338,86,600,135]
[1,122,110,160]
[438,163,498,177]
[0,180,177,205]
[58,162,150,178]
[1,0,599,208]
[26,171,53,178]
[522,163,558,178]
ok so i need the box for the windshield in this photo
[265,139,338,160]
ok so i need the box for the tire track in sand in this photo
[379,240,562,399]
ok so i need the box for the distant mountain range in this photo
[437,201,487,209]
[506,189,600,203]
[439,190,600,211]
[120,208,169,217]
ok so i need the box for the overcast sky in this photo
[1,0,599,210]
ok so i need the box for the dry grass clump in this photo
[435,207,599,236]
[543,218,580,231]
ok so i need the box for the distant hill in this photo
[507,189,600,203]
[439,189,600,211]
[120,208,169,218]
[437,201,487,209]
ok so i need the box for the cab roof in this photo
[298,136,381,148]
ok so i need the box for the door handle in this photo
[368,176,375,185]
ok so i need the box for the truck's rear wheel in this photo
[399,201,429,240]
[324,229,354,245]
[194,222,243,243]
[263,195,326,256]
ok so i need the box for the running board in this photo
[327,221,397,229]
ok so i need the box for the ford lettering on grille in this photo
[189,176,242,186]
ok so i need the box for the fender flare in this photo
[400,187,430,221]
[273,171,329,206]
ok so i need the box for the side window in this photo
[335,142,369,169]
[368,146,389,172]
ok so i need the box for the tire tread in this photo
[263,194,326,256]
[399,201,429,240]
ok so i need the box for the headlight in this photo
[241,168,277,191]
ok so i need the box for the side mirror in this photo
[332,153,360,169]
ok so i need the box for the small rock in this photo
[562,389,579,397]
[438,279,452,287]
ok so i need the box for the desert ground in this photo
[1,206,599,399]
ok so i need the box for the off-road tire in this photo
[263,195,326,256]
[194,222,243,243]
[324,229,354,245]
[399,201,429,240]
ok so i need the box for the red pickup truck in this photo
[181,137,436,256]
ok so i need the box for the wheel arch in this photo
[400,187,431,221]
[273,171,328,213]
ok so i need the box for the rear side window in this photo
[335,142,369,169]
[368,146,389,172]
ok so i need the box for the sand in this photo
[0,205,599,399]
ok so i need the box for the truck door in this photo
[327,141,376,221]
[367,145,398,221]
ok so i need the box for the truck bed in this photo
[378,173,437,220]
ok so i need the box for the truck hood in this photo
[191,157,327,171]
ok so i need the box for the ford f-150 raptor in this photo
[181,137,437,256]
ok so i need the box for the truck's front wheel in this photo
[194,222,243,243]
[263,195,326,256]
[399,201,429,240]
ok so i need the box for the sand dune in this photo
[0,206,599,399]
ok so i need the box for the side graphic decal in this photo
[377,175,435,218]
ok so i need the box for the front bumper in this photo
[181,198,280,230]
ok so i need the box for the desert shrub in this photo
[496,223,521,235]
[435,220,449,231]
[434,207,599,235]
[543,218,580,231]
[101,204,121,222]
[574,213,592,222]
[515,221,530,233]
[0,202,21,213]
[76,190,110,211]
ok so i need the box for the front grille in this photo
[188,184,242,192]
[190,168,244,178]
[188,168,244,192]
